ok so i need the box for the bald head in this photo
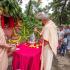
[35,12,49,25]
[36,12,49,20]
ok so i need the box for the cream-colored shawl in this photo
[0,26,8,70]
[41,20,58,55]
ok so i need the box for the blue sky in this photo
[20,0,53,13]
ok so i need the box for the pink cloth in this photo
[9,16,14,28]
[12,43,41,70]
[1,15,5,28]
[1,16,14,29]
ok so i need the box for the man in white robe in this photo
[35,12,58,70]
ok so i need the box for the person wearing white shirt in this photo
[35,12,58,70]
[65,26,70,50]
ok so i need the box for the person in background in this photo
[62,26,68,55]
[65,26,70,51]
[58,26,65,55]
[0,7,12,70]
[58,26,64,42]
[35,12,58,70]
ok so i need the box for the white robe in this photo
[41,20,58,70]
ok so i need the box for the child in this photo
[60,35,67,56]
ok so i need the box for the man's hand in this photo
[0,44,11,49]
[34,27,38,32]
[5,44,12,49]
[34,27,41,35]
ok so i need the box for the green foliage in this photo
[19,0,42,41]
[0,0,23,19]
[24,0,42,16]
[0,0,42,41]
[20,15,42,41]
[49,0,70,25]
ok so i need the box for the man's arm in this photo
[0,44,12,49]
[34,27,42,36]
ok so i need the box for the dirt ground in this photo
[8,53,70,70]
[52,53,70,70]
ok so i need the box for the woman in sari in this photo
[0,7,12,70]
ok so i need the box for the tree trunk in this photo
[27,0,32,16]
[61,0,68,24]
